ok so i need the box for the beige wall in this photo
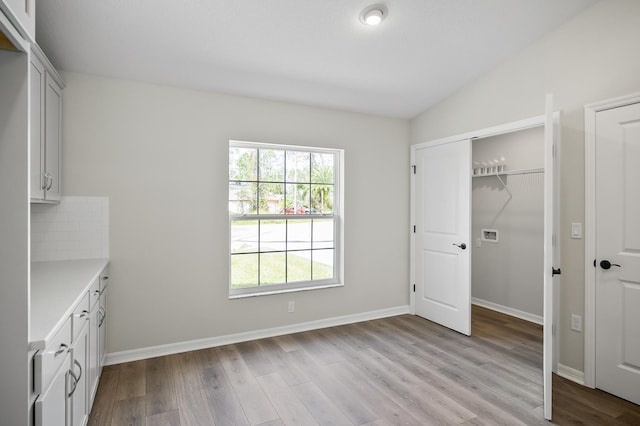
[62,72,409,353]
[410,0,640,371]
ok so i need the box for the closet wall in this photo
[472,126,544,320]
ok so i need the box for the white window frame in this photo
[228,140,344,298]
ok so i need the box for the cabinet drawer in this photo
[71,291,90,343]
[34,318,71,395]
[89,277,100,311]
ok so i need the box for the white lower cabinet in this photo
[88,302,100,403]
[34,319,71,426]
[32,262,109,426]
[69,297,90,426]
[35,354,69,426]
[98,268,109,375]
[69,326,88,426]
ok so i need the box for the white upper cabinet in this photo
[30,52,45,200]
[44,72,62,201]
[30,45,64,203]
[1,0,35,42]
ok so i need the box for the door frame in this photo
[410,111,560,377]
[583,92,640,388]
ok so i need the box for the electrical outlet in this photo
[288,301,295,313]
[571,314,582,332]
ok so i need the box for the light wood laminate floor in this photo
[88,306,640,425]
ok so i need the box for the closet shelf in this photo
[472,167,544,178]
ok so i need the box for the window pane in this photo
[260,252,286,285]
[310,185,334,214]
[287,251,312,282]
[285,183,310,214]
[286,151,310,183]
[229,182,257,214]
[260,220,286,252]
[259,149,285,182]
[231,221,258,254]
[258,183,284,214]
[229,147,257,181]
[313,218,334,249]
[287,220,311,251]
[311,153,334,183]
[231,253,258,288]
[312,249,334,280]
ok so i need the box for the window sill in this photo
[229,282,344,299]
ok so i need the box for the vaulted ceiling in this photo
[36,0,598,118]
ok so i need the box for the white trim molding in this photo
[584,92,640,389]
[558,364,585,385]
[105,305,410,365]
[471,298,543,325]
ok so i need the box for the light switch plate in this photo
[571,223,583,239]
[571,314,582,332]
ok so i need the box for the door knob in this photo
[453,243,467,250]
[600,260,621,270]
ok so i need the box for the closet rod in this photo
[472,167,544,178]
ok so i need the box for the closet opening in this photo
[471,126,545,327]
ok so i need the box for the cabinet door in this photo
[29,55,45,200]
[88,307,100,404]
[70,324,89,426]
[44,73,62,201]
[98,268,109,372]
[98,293,107,373]
[35,354,69,426]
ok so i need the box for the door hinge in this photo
[412,165,416,174]
[413,225,416,233]
[413,284,416,292]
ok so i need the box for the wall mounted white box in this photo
[481,229,499,243]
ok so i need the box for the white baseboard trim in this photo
[471,298,543,325]
[105,305,410,366]
[557,363,585,385]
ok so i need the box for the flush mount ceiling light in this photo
[360,4,387,26]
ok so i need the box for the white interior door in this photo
[414,139,471,335]
[594,101,640,405]
[542,95,557,421]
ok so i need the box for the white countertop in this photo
[30,258,109,350]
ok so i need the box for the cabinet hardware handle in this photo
[68,369,78,397]
[54,343,68,357]
[75,310,90,320]
[40,171,48,190]
[102,276,109,280]
[74,358,83,382]
[93,290,100,296]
